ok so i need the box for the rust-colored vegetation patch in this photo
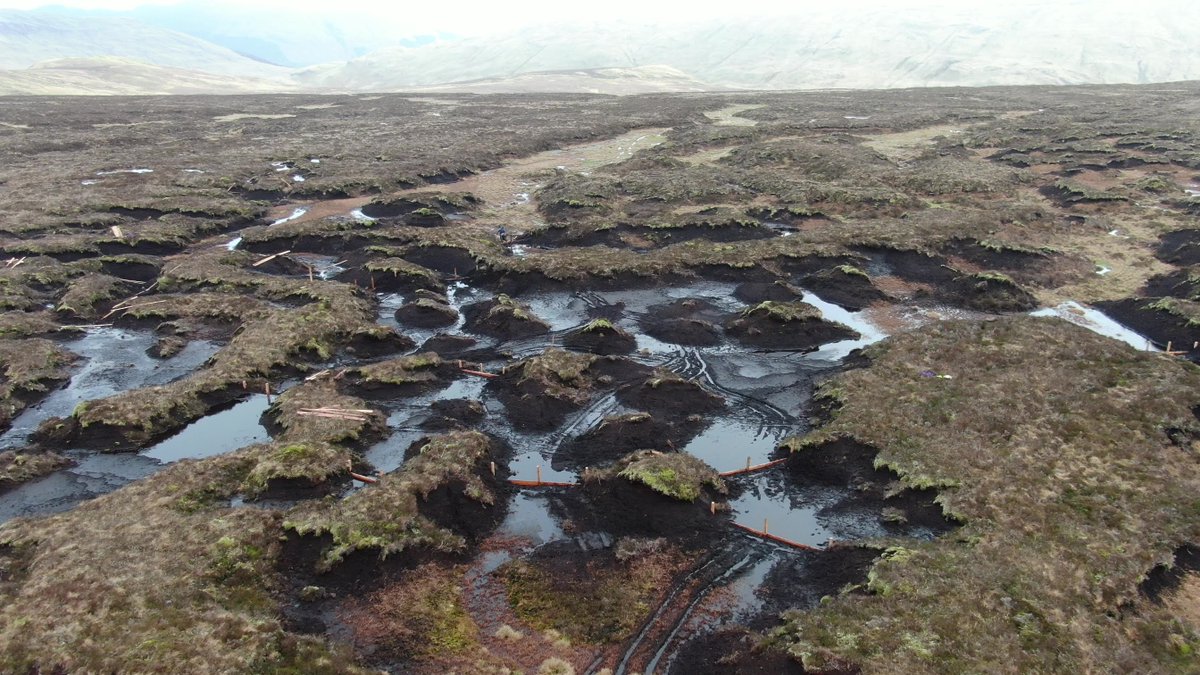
[503,540,692,644]
[339,563,480,662]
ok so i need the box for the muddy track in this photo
[607,539,772,675]
[665,347,797,429]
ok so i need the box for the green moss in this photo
[741,300,822,322]
[591,450,725,502]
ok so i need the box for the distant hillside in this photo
[4,2,1200,95]
[392,66,714,95]
[0,57,300,96]
[0,10,291,80]
[297,3,1200,91]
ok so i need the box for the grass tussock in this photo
[775,317,1200,673]
[284,431,495,571]
[505,349,597,406]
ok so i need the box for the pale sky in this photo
[0,0,1176,36]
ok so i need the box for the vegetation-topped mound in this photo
[774,316,1200,673]
[0,338,76,432]
[554,412,702,471]
[491,349,649,430]
[725,300,859,350]
[461,293,551,340]
[616,370,725,419]
[285,430,498,572]
[349,352,446,391]
[561,318,638,355]
[587,449,726,502]
[394,297,459,329]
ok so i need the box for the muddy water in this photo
[681,419,788,474]
[1031,301,1158,351]
[0,451,161,522]
[143,395,270,462]
[1,329,219,449]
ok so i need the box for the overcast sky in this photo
[0,0,1094,34]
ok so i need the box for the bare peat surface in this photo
[1,86,1198,674]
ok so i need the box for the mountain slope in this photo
[0,10,291,80]
[0,57,301,96]
[297,3,1200,91]
[375,65,713,95]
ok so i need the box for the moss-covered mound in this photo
[643,317,723,346]
[798,265,886,311]
[773,317,1200,673]
[561,318,637,355]
[588,449,726,502]
[554,412,702,471]
[285,431,500,571]
[461,294,551,340]
[725,301,859,350]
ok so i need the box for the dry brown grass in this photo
[0,448,364,674]
[775,317,1200,673]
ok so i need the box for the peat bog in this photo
[0,85,1199,673]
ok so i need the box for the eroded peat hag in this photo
[2,83,1200,673]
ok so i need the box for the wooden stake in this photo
[1167,341,1173,353]
[710,501,716,515]
[111,226,124,238]
[490,461,496,477]
[763,518,769,535]
[252,250,291,267]
[746,456,752,471]
[264,382,271,403]
[536,465,542,485]
[308,266,314,281]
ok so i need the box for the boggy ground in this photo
[0,83,1198,673]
